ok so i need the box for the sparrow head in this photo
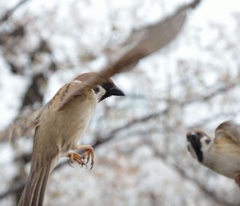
[186,130,212,163]
[75,72,125,102]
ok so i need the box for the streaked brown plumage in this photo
[18,72,124,206]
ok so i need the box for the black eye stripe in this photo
[188,135,203,162]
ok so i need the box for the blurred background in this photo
[0,0,240,205]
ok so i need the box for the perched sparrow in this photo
[186,121,240,186]
[18,72,124,206]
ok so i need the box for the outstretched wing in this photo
[99,7,187,79]
[215,121,240,146]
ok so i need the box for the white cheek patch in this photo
[200,137,212,153]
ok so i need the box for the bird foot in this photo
[66,146,94,169]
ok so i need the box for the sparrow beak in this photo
[110,86,125,96]
[98,85,125,102]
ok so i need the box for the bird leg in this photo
[234,172,240,186]
[65,145,94,169]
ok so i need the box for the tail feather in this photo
[18,162,51,206]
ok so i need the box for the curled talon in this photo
[81,147,94,169]
[66,152,85,167]
[65,145,94,169]
[82,151,90,164]
[66,152,91,168]
[68,160,74,168]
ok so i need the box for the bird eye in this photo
[93,86,100,94]
[205,139,211,144]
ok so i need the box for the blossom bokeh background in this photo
[1,0,240,205]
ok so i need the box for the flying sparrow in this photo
[186,121,240,186]
[18,72,125,206]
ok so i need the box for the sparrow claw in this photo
[68,160,74,168]
[82,151,90,164]
[66,147,94,169]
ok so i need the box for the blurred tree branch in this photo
[147,140,239,206]
[0,0,30,23]
[0,6,188,144]
[1,0,219,205]
[0,79,236,201]
[0,0,203,142]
